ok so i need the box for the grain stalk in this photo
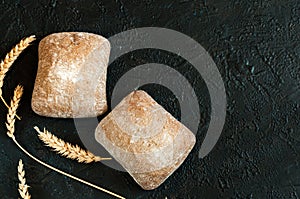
[18,159,31,199]
[35,126,111,163]
[0,35,35,120]
[6,85,125,199]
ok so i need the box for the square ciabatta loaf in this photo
[95,90,196,190]
[32,32,110,118]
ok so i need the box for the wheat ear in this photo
[6,85,23,138]
[5,86,125,199]
[34,127,111,163]
[18,159,31,199]
[0,35,35,120]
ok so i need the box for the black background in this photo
[0,0,299,198]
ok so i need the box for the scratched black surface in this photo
[0,0,299,198]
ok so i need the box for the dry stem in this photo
[5,85,125,199]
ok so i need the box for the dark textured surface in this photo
[0,0,299,198]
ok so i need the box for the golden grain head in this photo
[0,35,34,118]
[6,85,23,138]
[0,35,35,81]
[18,159,31,199]
[34,126,111,163]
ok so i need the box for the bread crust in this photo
[32,32,110,118]
[95,90,196,190]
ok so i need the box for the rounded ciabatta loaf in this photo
[95,90,196,190]
[32,32,110,118]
